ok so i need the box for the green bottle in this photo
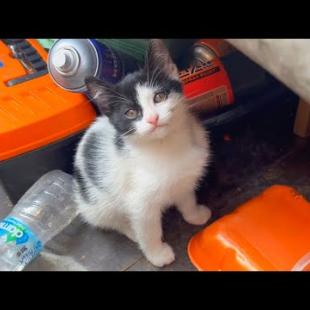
[96,39,197,67]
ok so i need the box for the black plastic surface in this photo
[221,52,270,100]
[0,132,84,204]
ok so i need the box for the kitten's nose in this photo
[147,114,159,126]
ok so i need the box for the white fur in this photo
[74,85,211,267]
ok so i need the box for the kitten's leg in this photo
[113,218,137,243]
[80,202,137,242]
[175,191,211,226]
[102,215,137,242]
[131,209,175,267]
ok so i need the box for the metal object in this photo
[181,57,234,114]
[1,39,48,86]
[9,44,34,72]
[192,39,236,64]
[6,70,48,87]
[193,45,217,63]
[48,39,138,93]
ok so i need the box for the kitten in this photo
[73,39,211,267]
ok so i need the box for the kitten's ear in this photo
[145,39,179,80]
[85,76,112,114]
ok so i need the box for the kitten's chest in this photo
[132,140,208,188]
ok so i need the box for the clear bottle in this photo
[0,170,78,271]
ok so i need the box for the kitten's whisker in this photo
[108,89,130,103]
[152,62,165,88]
[145,51,150,85]
[108,94,130,104]
[121,128,135,137]
[99,85,130,103]
[150,65,160,87]
[150,65,162,88]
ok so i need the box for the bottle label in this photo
[180,58,234,113]
[0,216,43,267]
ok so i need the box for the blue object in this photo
[0,216,42,266]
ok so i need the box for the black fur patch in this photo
[82,131,104,189]
[73,166,91,202]
[114,133,124,150]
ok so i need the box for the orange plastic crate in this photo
[188,185,310,271]
[0,39,96,161]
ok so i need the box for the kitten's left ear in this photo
[85,76,112,114]
[145,39,179,80]
[85,76,109,100]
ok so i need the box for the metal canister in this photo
[181,58,234,114]
[192,39,235,63]
[48,39,139,93]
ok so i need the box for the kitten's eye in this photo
[125,109,138,119]
[154,91,168,103]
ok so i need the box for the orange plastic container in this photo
[188,185,310,271]
[0,39,96,161]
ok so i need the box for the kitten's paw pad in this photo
[146,243,175,267]
[184,205,212,226]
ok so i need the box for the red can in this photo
[179,57,234,113]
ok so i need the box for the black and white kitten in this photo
[73,39,211,267]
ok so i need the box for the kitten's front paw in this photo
[184,205,212,226]
[146,243,175,267]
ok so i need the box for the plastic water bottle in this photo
[0,170,78,271]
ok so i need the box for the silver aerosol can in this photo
[48,39,139,93]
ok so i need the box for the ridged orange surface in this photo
[188,185,310,271]
[0,39,96,161]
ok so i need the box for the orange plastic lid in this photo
[188,185,310,271]
[0,39,96,161]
